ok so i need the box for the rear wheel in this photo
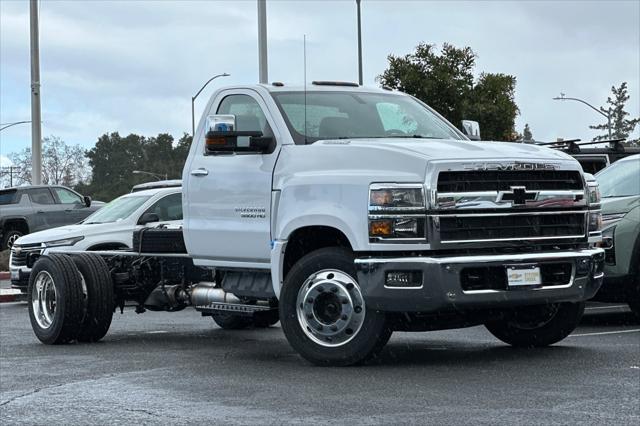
[28,254,85,344]
[2,229,23,250]
[280,247,391,366]
[72,254,114,342]
[485,302,585,347]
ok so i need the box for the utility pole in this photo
[257,0,268,84]
[356,0,363,85]
[29,0,43,185]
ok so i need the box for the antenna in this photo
[303,34,308,144]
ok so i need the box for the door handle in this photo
[190,168,209,177]
[36,210,44,214]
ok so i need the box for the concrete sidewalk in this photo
[0,278,26,303]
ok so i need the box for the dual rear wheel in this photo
[28,254,114,344]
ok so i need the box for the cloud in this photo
[0,0,638,155]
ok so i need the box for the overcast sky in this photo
[1,0,639,165]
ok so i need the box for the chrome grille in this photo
[437,211,587,243]
[10,244,43,267]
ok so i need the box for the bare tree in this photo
[9,136,90,186]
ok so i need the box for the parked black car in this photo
[0,185,104,250]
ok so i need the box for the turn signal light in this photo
[369,219,393,237]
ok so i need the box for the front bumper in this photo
[355,248,604,312]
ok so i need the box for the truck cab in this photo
[181,82,604,365]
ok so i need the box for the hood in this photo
[14,221,129,246]
[601,195,640,215]
[343,138,575,162]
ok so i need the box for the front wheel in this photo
[2,229,23,250]
[280,247,391,366]
[485,302,585,347]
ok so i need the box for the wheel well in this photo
[87,243,129,251]
[3,219,29,235]
[283,226,352,279]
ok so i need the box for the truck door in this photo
[184,90,280,266]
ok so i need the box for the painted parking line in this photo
[570,329,640,337]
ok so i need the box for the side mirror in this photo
[204,114,273,154]
[138,212,160,225]
[461,120,481,141]
[83,195,92,207]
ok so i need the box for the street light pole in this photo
[191,73,230,137]
[257,0,268,84]
[29,0,43,185]
[553,94,612,139]
[0,121,31,132]
[356,0,363,86]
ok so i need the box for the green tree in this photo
[523,123,534,142]
[590,82,639,145]
[378,43,519,141]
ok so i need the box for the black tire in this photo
[2,229,24,250]
[279,247,391,366]
[27,254,85,344]
[485,302,585,348]
[72,254,114,342]
[253,310,280,328]
[212,312,253,330]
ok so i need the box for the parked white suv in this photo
[10,187,182,290]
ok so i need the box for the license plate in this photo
[507,265,541,287]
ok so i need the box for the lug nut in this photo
[341,298,348,304]
[354,306,362,313]
[307,298,314,304]
[346,283,354,290]
[345,328,353,335]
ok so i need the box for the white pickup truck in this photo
[25,82,604,366]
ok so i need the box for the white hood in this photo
[15,222,129,246]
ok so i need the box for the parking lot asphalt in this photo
[1,297,639,425]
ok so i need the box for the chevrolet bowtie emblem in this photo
[498,186,538,205]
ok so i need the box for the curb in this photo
[0,272,9,280]
[0,289,27,303]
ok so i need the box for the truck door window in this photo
[53,187,83,204]
[217,95,273,147]
[142,193,183,221]
[28,188,55,205]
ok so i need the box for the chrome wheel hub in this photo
[296,270,365,347]
[32,271,57,329]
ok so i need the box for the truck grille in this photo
[437,170,583,192]
[438,212,586,243]
[10,244,43,267]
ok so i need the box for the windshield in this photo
[271,91,463,144]
[596,158,640,198]
[83,195,151,224]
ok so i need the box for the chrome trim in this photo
[435,189,586,210]
[439,234,587,244]
[431,210,587,218]
[369,183,426,213]
[355,248,604,266]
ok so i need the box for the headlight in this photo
[369,217,425,240]
[369,184,425,211]
[587,183,601,204]
[43,236,84,248]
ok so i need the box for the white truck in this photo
[26,82,605,366]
